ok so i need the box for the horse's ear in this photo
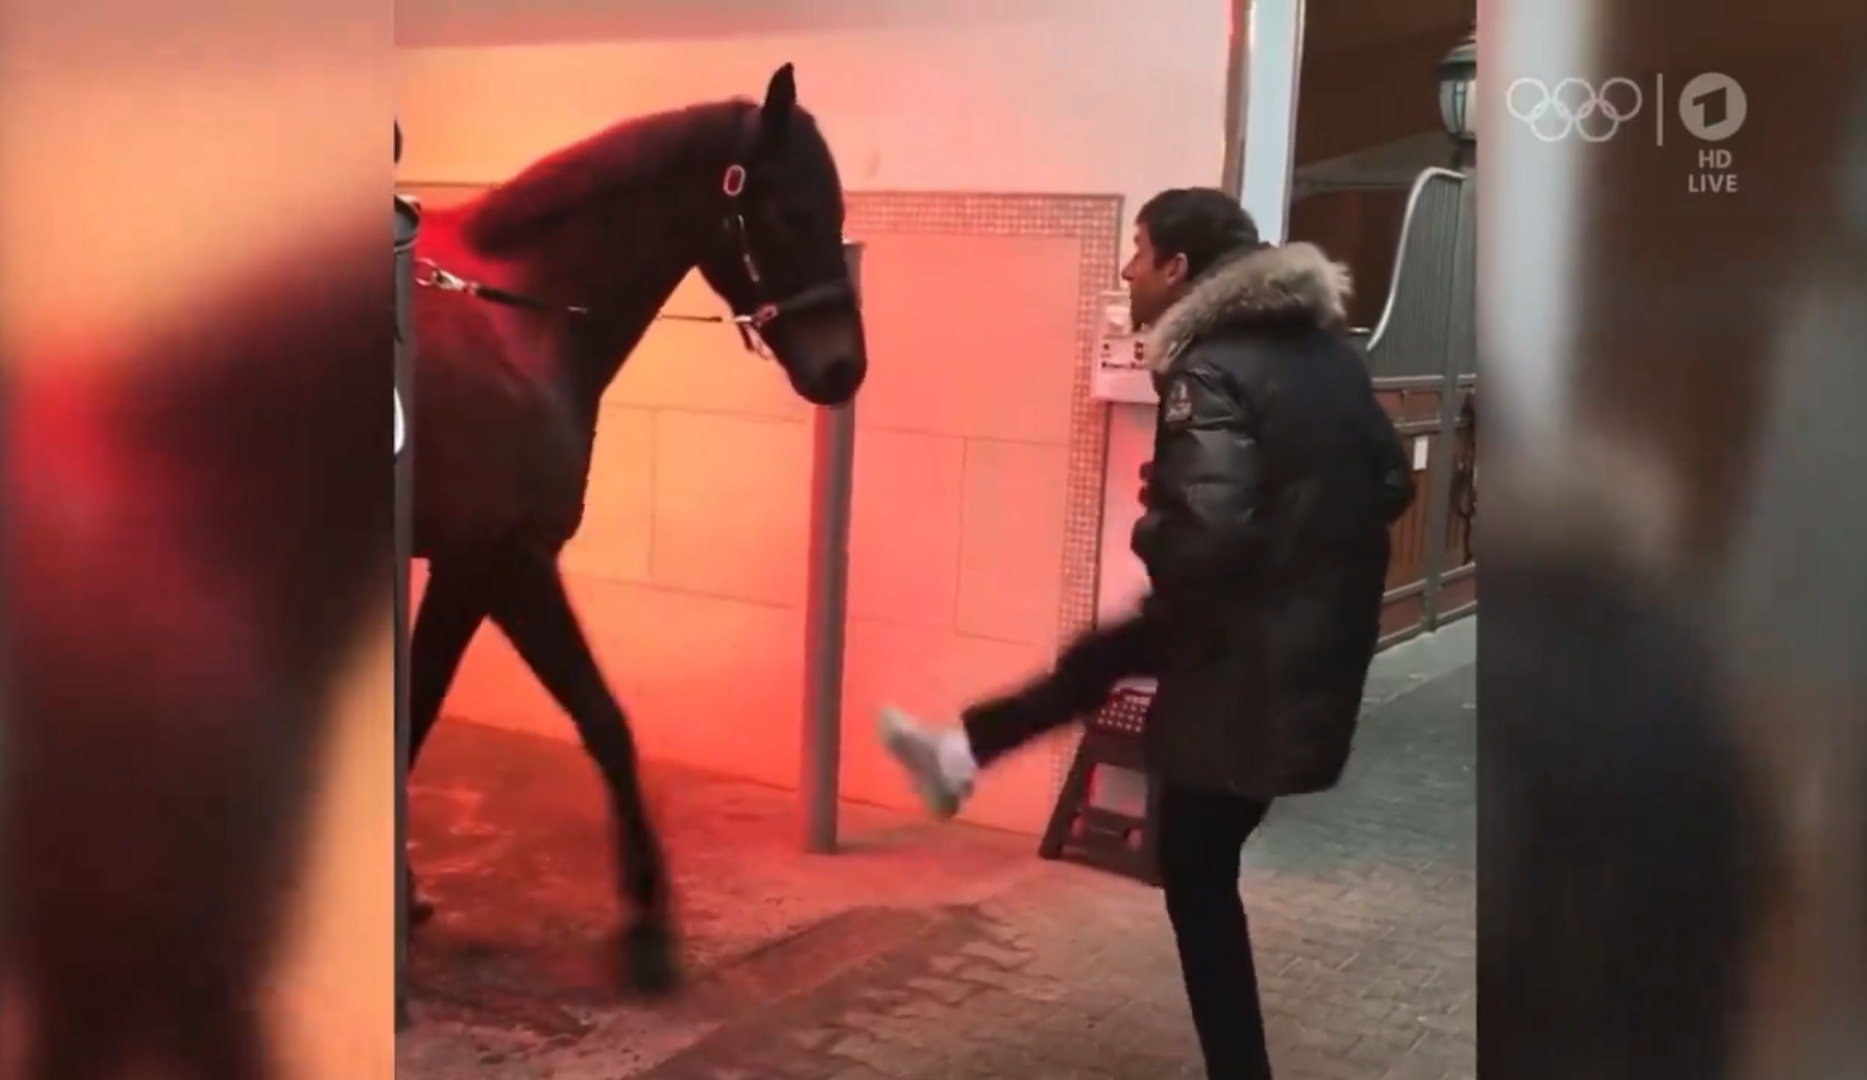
[760,63,797,139]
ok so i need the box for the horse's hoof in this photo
[621,919,681,997]
[406,865,436,926]
[405,881,436,926]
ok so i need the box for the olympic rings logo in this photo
[1507,77,1644,143]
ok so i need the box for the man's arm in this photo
[1129,361,1265,598]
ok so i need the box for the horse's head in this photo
[697,64,867,407]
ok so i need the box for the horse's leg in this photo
[405,562,490,924]
[409,562,491,765]
[484,550,678,996]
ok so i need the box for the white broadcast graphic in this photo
[1507,77,1644,142]
[394,387,404,456]
[1507,72,1748,145]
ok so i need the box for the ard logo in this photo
[1679,72,1747,142]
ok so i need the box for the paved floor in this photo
[398,620,1475,1079]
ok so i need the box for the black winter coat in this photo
[1131,242,1415,799]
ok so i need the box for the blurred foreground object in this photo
[1480,1,1866,1077]
[0,0,396,1076]
[1,234,394,1079]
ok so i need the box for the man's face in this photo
[1121,222,1188,331]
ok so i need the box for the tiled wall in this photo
[407,186,1120,835]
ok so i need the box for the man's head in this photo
[1122,188,1261,329]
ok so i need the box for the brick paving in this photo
[398,623,1474,1079]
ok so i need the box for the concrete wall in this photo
[398,0,1227,255]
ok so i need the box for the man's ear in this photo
[1166,252,1190,287]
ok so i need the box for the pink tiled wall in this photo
[410,187,1120,836]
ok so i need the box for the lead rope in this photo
[414,259,590,317]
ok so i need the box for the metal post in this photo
[1232,0,1307,243]
[801,240,863,854]
[1420,177,1474,629]
[1220,0,1252,195]
[392,123,416,1030]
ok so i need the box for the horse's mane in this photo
[464,99,758,253]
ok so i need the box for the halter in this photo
[657,161,855,359]
[413,156,854,363]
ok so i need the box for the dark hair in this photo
[1137,188,1261,280]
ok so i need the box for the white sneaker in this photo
[878,706,977,820]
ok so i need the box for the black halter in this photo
[657,160,854,358]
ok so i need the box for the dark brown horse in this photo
[404,64,866,993]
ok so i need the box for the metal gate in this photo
[1351,167,1476,647]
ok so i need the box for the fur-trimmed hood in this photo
[1144,242,1353,371]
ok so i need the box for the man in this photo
[879,187,1414,1079]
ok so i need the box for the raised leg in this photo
[963,609,1162,766]
[484,550,677,996]
[404,562,491,926]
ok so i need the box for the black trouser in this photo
[961,609,1276,1079]
[962,611,1162,764]
[1158,785,1275,1079]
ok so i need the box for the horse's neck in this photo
[528,189,716,412]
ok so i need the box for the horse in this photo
[403,63,867,995]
